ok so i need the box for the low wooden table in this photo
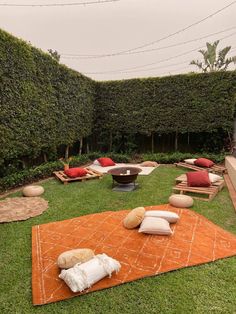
[53,168,103,185]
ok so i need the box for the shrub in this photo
[141,152,227,164]
[0,152,227,192]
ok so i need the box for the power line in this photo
[62,0,236,57]
[122,45,236,75]
[61,26,236,59]
[0,0,120,7]
[83,31,236,74]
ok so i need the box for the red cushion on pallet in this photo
[194,158,214,168]
[186,171,211,187]
[65,168,88,178]
[97,157,115,167]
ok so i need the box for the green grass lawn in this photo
[1,165,236,314]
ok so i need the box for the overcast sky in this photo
[0,0,236,81]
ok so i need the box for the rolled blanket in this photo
[59,253,121,293]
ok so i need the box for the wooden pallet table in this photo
[174,162,227,175]
[53,168,103,185]
[175,174,225,191]
[172,182,220,201]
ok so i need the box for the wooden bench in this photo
[53,168,103,185]
[174,162,227,175]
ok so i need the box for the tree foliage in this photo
[0,29,95,166]
[190,40,236,72]
[95,72,236,149]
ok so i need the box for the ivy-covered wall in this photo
[94,72,236,151]
[0,28,95,169]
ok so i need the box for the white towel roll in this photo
[59,253,121,293]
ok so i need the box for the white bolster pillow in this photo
[144,210,179,223]
[59,253,121,293]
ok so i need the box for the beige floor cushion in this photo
[140,161,158,167]
[169,194,193,208]
[123,207,145,229]
[57,248,95,269]
[22,185,44,197]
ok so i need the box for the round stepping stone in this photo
[169,194,193,208]
[22,185,44,197]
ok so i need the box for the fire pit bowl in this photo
[107,167,142,185]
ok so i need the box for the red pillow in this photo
[194,158,214,168]
[186,171,211,187]
[65,167,88,178]
[98,157,115,167]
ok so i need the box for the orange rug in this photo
[32,205,236,305]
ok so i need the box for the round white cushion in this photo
[22,185,44,197]
[169,194,193,208]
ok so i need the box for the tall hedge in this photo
[1,27,236,175]
[95,72,236,149]
[0,28,95,167]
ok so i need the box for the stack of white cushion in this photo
[59,253,121,293]
[138,210,179,235]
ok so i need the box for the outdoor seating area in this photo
[1,2,236,312]
[1,159,236,312]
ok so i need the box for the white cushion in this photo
[138,217,173,235]
[59,253,121,293]
[184,159,197,165]
[93,159,101,165]
[144,210,179,223]
[208,173,223,183]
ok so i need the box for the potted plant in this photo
[59,157,72,171]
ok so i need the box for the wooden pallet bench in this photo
[172,181,221,201]
[174,162,227,175]
[175,174,225,191]
[53,168,103,185]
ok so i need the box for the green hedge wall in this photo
[0,28,95,167]
[1,27,236,181]
[95,72,236,149]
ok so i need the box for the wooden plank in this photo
[175,175,225,191]
[53,167,103,184]
[172,182,219,201]
[174,162,227,175]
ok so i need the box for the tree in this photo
[48,49,60,62]
[190,40,236,72]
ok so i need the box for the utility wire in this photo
[62,0,236,57]
[0,0,120,7]
[83,31,236,74]
[117,45,236,74]
[62,26,236,59]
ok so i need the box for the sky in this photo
[0,0,236,81]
